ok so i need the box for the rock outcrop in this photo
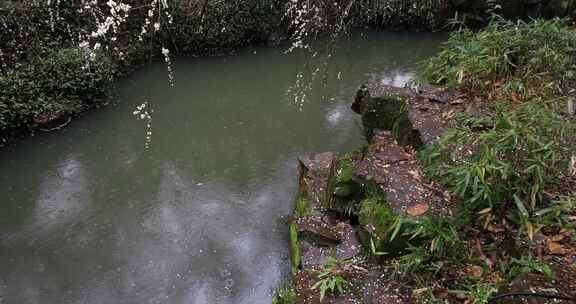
[286,82,471,303]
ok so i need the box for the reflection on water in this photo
[0,31,445,304]
[34,156,90,233]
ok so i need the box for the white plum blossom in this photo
[161,47,174,87]
[133,101,154,149]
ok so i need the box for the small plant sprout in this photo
[311,256,349,302]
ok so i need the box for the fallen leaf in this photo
[550,234,565,242]
[408,169,422,181]
[487,224,505,233]
[511,92,521,103]
[407,203,429,216]
[494,79,505,87]
[547,241,566,255]
[412,288,429,296]
[465,265,484,277]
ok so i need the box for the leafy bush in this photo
[420,18,576,99]
[422,100,574,237]
[0,48,116,131]
[0,1,88,68]
[393,216,461,274]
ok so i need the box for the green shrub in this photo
[393,216,461,274]
[419,18,576,99]
[508,256,553,281]
[0,48,116,131]
[421,100,574,238]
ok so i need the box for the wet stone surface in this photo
[362,269,413,304]
[298,152,338,210]
[294,152,362,268]
[358,83,468,147]
[289,84,462,303]
[355,131,449,218]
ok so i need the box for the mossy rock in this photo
[289,223,301,274]
[329,157,364,220]
[361,95,406,140]
[359,94,424,147]
[357,197,410,257]
[294,196,311,217]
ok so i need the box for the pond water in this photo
[0,31,444,304]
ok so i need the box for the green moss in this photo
[359,94,421,146]
[361,95,405,139]
[272,287,296,304]
[289,223,301,274]
[336,158,354,184]
[356,187,413,256]
[358,197,398,239]
[294,196,310,217]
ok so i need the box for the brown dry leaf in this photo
[547,241,566,255]
[511,92,521,103]
[465,265,484,277]
[412,288,429,296]
[407,203,430,217]
[408,169,422,181]
[550,234,566,242]
[494,79,505,87]
[435,290,450,299]
[487,224,505,233]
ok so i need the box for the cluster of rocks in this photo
[287,83,470,303]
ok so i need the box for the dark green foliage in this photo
[0,48,116,131]
[394,216,461,273]
[167,0,284,54]
[420,19,576,99]
[0,2,88,68]
[405,18,576,304]
[508,256,553,280]
[421,101,574,237]
[311,256,348,302]
[352,0,446,30]
[331,158,362,217]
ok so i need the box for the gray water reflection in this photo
[0,31,445,304]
